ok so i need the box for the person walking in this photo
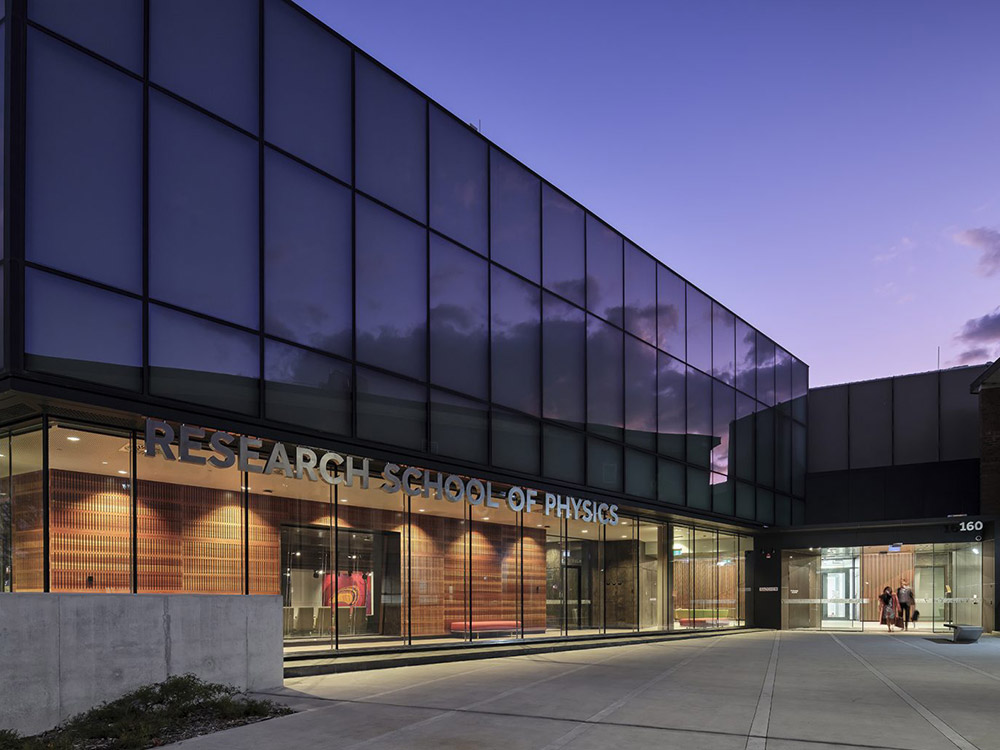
[897,579,915,630]
[879,586,898,633]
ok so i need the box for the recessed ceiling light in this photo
[101,461,108,465]
[117,470,128,475]
[340,498,348,503]
[418,509,426,512]
[621,534,628,538]
[67,436,81,442]
[582,530,588,534]
[537,524,544,527]
[481,517,489,521]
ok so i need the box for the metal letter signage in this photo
[144,419,619,526]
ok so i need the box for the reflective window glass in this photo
[756,489,775,525]
[430,107,487,254]
[149,92,258,327]
[264,0,351,180]
[357,368,426,450]
[735,320,756,398]
[657,458,684,505]
[430,235,487,398]
[30,0,143,72]
[657,266,685,359]
[27,31,142,292]
[734,393,755,482]
[587,315,623,439]
[150,0,258,132]
[493,410,539,475]
[624,243,656,345]
[756,334,776,406]
[625,449,655,500]
[686,286,711,374]
[542,186,584,306]
[149,305,260,415]
[736,482,755,520]
[712,475,734,516]
[712,381,734,477]
[687,467,710,510]
[542,293,585,427]
[355,57,426,221]
[792,422,806,497]
[25,270,141,391]
[686,367,712,467]
[585,215,623,326]
[7,430,44,592]
[792,357,808,423]
[542,424,584,484]
[265,148,351,356]
[657,353,685,459]
[756,403,775,487]
[587,437,622,493]
[355,197,427,380]
[775,347,793,411]
[775,414,792,493]
[712,303,735,385]
[625,336,656,449]
[775,494,792,527]
[490,149,540,282]
[430,390,487,465]
[491,268,540,415]
[264,339,351,435]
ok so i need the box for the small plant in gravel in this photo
[0,675,292,750]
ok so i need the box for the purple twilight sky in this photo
[298,0,1000,387]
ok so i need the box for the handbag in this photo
[912,609,920,623]
[894,614,904,628]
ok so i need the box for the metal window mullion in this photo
[41,413,49,592]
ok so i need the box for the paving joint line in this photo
[894,637,1000,683]
[745,630,780,750]
[829,634,979,750]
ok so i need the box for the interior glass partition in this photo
[639,520,666,630]
[566,517,602,635]
[672,524,695,629]
[605,515,637,633]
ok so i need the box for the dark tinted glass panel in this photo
[756,404,775,486]
[792,498,805,526]
[149,305,259,414]
[25,270,141,390]
[149,92,258,327]
[712,381,734,477]
[686,286,711,373]
[735,482,755,520]
[357,368,426,450]
[264,0,350,179]
[687,467,710,510]
[542,293,585,427]
[892,373,938,465]
[491,268,540,415]
[541,186,584,306]
[587,437,622,493]
[756,334,776,406]
[585,216,623,326]
[624,336,656,449]
[712,475,734,516]
[355,57,426,221]
[430,390,487,465]
[791,358,808,422]
[30,0,142,72]
[792,422,806,497]
[625,449,655,499]
[587,315,623,439]
[734,393,755,482]
[150,0,258,131]
[429,107,487,254]
[430,235,488,398]
[624,243,655,345]
[686,367,711,466]
[775,347,792,411]
[775,414,792,493]
[848,379,891,469]
[657,459,684,505]
[356,197,427,379]
[490,149,540,282]
[735,320,756,398]
[27,31,141,292]
[543,424,583,484]
[712,303,735,385]
[807,386,848,473]
[0,266,4,369]
[940,367,980,461]
[493,410,539,475]
[657,353,685,459]
[756,489,775,525]
[657,266,685,358]
[0,28,4,257]
[264,148,351,356]
[775,495,791,527]
[264,340,351,435]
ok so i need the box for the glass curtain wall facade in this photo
[0,419,753,652]
[781,544,985,633]
[10,0,807,528]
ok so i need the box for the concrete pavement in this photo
[168,630,1000,749]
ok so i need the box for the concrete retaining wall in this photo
[0,594,282,736]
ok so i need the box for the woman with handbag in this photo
[879,586,899,633]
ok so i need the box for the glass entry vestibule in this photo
[781,543,985,632]
[0,419,756,655]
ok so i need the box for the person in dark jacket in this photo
[897,579,915,630]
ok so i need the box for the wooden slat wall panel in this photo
[522,529,546,630]
[49,470,131,592]
[862,550,915,621]
[11,471,44,592]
